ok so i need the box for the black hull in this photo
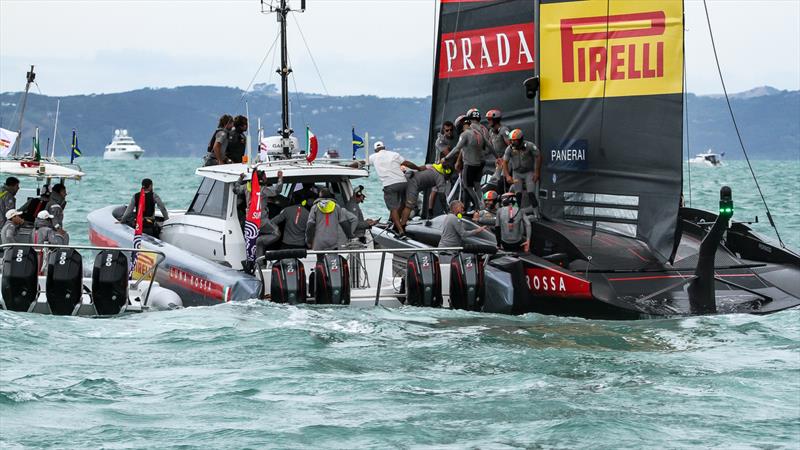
[373,210,800,319]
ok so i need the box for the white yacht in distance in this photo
[103,129,144,160]
[689,149,725,167]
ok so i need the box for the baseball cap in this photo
[373,141,385,150]
[37,210,54,220]
[5,209,22,220]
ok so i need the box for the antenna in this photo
[12,65,36,156]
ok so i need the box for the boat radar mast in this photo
[11,65,36,157]
[262,0,307,157]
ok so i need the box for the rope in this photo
[702,0,785,248]
[240,29,281,103]
[290,12,329,96]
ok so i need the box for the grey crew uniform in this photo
[439,214,484,250]
[405,168,447,208]
[0,186,17,228]
[503,140,540,195]
[33,217,69,245]
[1,221,26,245]
[204,128,229,166]
[445,127,487,210]
[496,205,532,246]
[272,204,310,248]
[306,199,357,251]
[45,191,69,243]
[435,132,458,158]
[488,125,510,182]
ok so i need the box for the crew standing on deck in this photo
[486,109,510,192]
[306,189,357,251]
[273,191,311,249]
[496,193,531,252]
[226,115,248,164]
[33,210,67,245]
[1,209,25,244]
[45,183,70,244]
[434,121,457,159]
[367,141,421,237]
[443,114,487,213]
[205,114,234,166]
[120,178,170,237]
[344,185,376,243]
[0,177,20,228]
[502,129,541,208]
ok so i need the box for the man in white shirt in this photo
[367,141,421,236]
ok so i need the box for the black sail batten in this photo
[537,0,685,263]
[426,0,537,163]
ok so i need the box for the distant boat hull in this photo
[103,149,144,160]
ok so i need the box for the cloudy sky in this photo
[1,0,798,98]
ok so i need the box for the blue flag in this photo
[70,129,81,163]
[352,128,364,159]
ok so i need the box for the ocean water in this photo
[1,157,799,448]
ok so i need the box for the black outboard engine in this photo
[271,258,307,305]
[92,250,129,315]
[406,252,442,307]
[449,252,483,311]
[46,248,83,315]
[313,254,350,305]
[1,246,39,312]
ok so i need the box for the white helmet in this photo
[373,141,385,151]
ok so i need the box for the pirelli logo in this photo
[541,0,683,100]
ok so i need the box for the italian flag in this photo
[306,126,318,163]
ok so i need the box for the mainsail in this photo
[427,0,536,163]
[537,0,684,262]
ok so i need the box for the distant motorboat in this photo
[689,149,725,167]
[104,129,144,160]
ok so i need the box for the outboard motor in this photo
[271,258,307,305]
[449,252,483,311]
[92,250,129,315]
[46,248,83,315]
[405,252,442,307]
[1,246,39,312]
[313,254,350,305]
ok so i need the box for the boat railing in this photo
[255,244,497,305]
[0,243,166,307]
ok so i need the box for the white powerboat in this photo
[103,129,144,160]
[689,149,725,167]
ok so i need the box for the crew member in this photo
[33,210,67,245]
[367,141,421,237]
[0,177,20,228]
[439,200,488,250]
[443,114,486,213]
[400,163,450,225]
[256,210,282,261]
[502,129,541,208]
[306,189,356,251]
[205,114,233,166]
[1,209,25,244]
[344,185,376,242]
[496,193,531,252]
[434,121,457,159]
[473,190,499,226]
[120,178,169,237]
[272,191,311,249]
[486,109,510,192]
[45,183,70,243]
[19,190,50,223]
[225,115,248,164]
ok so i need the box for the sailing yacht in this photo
[103,129,145,160]
[690,149,725,167]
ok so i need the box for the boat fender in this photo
[270,258,307,305]
[91,250,129,315]
[405,252,442,307]
[147,285,183,310]
[45,248,83,315]
[449,252,483,311]
[1,246,39,312]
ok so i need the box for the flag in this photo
[70,129,81,163]
[130,188,146,275]
[306,127,318,163]
[352,128,364,159]
[244,170,262,264]
[0,128,18,157]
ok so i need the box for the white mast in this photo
[50,99,60,159]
